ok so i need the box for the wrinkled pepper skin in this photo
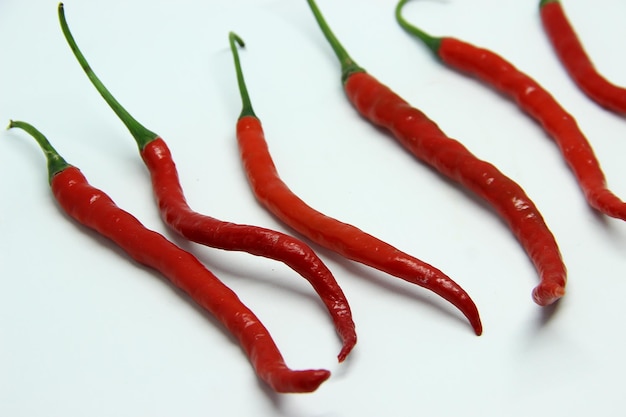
[434,37,626,220]
[309,0,566,306]
[51,167,331,393]
[236,114,483,335]
[228,32,483,336]
[58,2,356,362]
[344,71,566,306]
[540,0,626,114]
[9,120,331,393]
[140,138,357,361]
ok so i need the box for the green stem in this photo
[58,2,157,150]
[539,0,559,8]
[228,32,256,119]
[8,120,71,182]
[305,0,364,83]
[395,0,442,55]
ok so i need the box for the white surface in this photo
[2,0,626,415]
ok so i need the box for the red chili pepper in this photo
[396,2,626,217]
[540,0,626,114]
[307,0,567,306]
[7,120,331,393]
[57,3,356,361]
[228,33,482,335]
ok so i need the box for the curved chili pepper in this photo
[57,3,356,361]
[396,1,626,222]
[228,32,482,335]
[540,0,626,114]
[397,7,626,212]
[306,0,566,306]
[6,120,331,393]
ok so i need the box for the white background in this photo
[2,0,626,415]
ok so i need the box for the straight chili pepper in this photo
[6,120,331,393]
[228,32,482,335]
[307,0,566,306]
[540,0,626,114]
[57,3,356,361]
[396,1,626,219]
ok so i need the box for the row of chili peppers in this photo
[7,0,625,393]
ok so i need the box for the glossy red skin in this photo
[237,115,482,335]
[139,138,356,361]
[436,37,626,222]
[344,71,566,306]
[541,1,626,114]
[50,166,330,393]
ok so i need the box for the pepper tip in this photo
[269,368,331,393]
[532,283,566,306]
[469,315,483,336]
[337,337,357,363]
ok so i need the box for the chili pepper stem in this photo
[539,0,559,7]
[57,2,157,150]
[7,120,71,182]
[228,32,257,119]
[305,0,364,83]
[395,0,442,54]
